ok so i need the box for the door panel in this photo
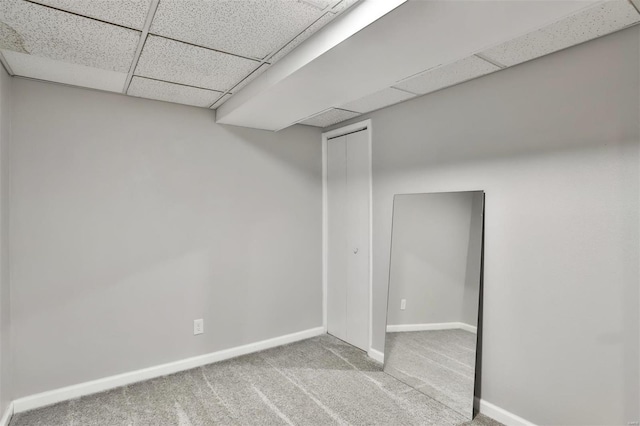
[326,128,370,352]
[345,130,370,351]
[327,135,348,341]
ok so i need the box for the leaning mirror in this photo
[384,191,485,420]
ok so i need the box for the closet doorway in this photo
[322,120,372,353]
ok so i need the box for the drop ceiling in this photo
[0,0,359,108]
[217,0,640,130]
[1,0,639,131]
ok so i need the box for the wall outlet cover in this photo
[194,319,204,335]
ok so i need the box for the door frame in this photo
[321,119,373,355]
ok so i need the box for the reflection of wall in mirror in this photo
[388,191,483,329]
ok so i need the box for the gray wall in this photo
[331,27,640,425]
[461,192,483,326]
[387,191,475,326]
[0,66,11,414]
[9,79,323,398]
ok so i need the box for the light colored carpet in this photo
[384,330,478,420]
[11,334,501,426]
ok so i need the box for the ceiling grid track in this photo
[133,75,223,93]
[0,52,15,76]
[145,34,262,62]
[208,9,337,109]
[473,53,506,69]
[23,0,140,31]
[390,86,419,96]
[123,0,160,93]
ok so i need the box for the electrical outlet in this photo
[193,319,204,335]
[400,299,406,310]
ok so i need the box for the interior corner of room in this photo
[0,0,639,425]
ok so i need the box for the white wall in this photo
[387,191,476,326]
[0,66,11,415]
[330,27,640,425]
[9,79,323,398]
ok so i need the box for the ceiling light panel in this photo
[135,35,259,92]
[3,49,127,92]
[481,0,640,67]
[128,76,222,107]
[299,108,360,127]
[394,56,500,95]
[0,0,140,72]
[28,0,152,30]
[149,0,326,60]
[340,87,415,113]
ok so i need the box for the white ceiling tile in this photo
[128,76,222,107]
[135,35,260,92]
[0,0,140,72]
[299,108,360,128]
[394,56,500,95]
[268,12,334,64]
[150,0,325,59]
[28,0,152,30]
[340,87,415,113]
[3,49,127,92]
[481,1,640,67]
[210,93,232,109]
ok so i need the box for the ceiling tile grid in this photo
[28,0,153,30]
[299,108,360,128]
[150,0,327,60]
[481,0,640,67]
[210,93,232,109]
[0,0,361,113]
[394,56,501,96]
[229,63,269,94]
[331,0,360,14]
[134,35,260,92]
[2,49,127,92]
[267,11,335,64]
[0,0,140,72]
[1,0,637,128]
[207,64,269,109]
[340,87,416,114]
[128,76,222,107]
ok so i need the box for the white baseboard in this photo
[386,322,477,334]
[367,348,384,363]
[13,326,325,414]
[458,323,478,334]
[0,402,13,426]
[480,399,536,426]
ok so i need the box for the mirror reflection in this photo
[384,191,485,420]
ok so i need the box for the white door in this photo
[326,128,370,351]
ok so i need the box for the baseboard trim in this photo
[386,322,477,334]
[480,399,536,426]
[367,348,384,363]
[13,326,325,414]
[0,402,13,426]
